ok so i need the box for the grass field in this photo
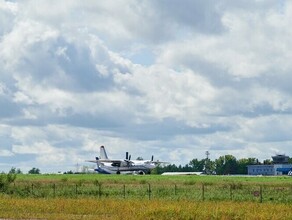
[15,173,292,185]
[1,174,292,219]
[6,174,292,201]
[1,197,292,219]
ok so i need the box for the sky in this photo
[0,0,291,173]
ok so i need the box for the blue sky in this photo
[0,0,291,173]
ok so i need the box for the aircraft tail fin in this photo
[100,145,109,159]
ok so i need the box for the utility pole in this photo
[76,163,80,173]
[205,151,210,174]
[205,151,210,160]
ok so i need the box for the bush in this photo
[0,172,17,192]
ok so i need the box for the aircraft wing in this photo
[86,159,122,163]
[86,159,134,165]
[86,160,100,163]
[145,160,169,165]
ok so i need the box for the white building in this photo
[247,154,292,176]
[247,164,292,176]
[247,164,274,175]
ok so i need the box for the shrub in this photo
[0,172,17,193]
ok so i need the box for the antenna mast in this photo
[205,151,210,160]
[205,151,210,174]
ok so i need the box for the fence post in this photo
[53,183,56,197]
[123,184,126,199]
[230,185,233,200]
[202,184,205,201]
[75,184,78,197]
[148,183,151,200]
[98,183,101,198]
[31,183,34,196]
[260,185,263,203]
[13,182,16,195]
[174,184,177,196]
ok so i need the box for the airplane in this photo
[86,146,168,175]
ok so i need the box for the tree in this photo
[204,159,216,174]
[215,156,225,175]
[189,159,205,172]
[237,158,257,174]
[9,167,22,174]
[8,167,16,174]
[154,154,264,175]
[263,159,272,165]
[16,168,22,174]
[151,164,181,174]
[215,155,237,175]
[0,172,16,192]
[28,167,40,174]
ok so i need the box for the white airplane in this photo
[86,146,168,175]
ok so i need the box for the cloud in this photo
[0,150,14,157]
[1,1,292,173]
[0,0,18,35]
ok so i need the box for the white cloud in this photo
[0,20,59,69]
[114,65,217,123]
[13,142,54,154]
[0,0,18,35]
[1,1,292,172]
[0,149,14,157]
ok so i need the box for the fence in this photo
[2,182,292,203]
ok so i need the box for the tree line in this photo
[4,167,41,175]
[4,155,292,175]
[152,155,292,175]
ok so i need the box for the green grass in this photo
[1,174,292,219]
[15,174,292,186]
[1,174,288,202]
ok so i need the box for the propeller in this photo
[124,152,132,166]
[125,152,131,161]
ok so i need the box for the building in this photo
[247,164,274,175]
[247,154,292,176]
[272,154,289,164]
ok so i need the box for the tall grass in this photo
[0,197,291,219]
[1,175,292,219]
[3,181,292,203]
